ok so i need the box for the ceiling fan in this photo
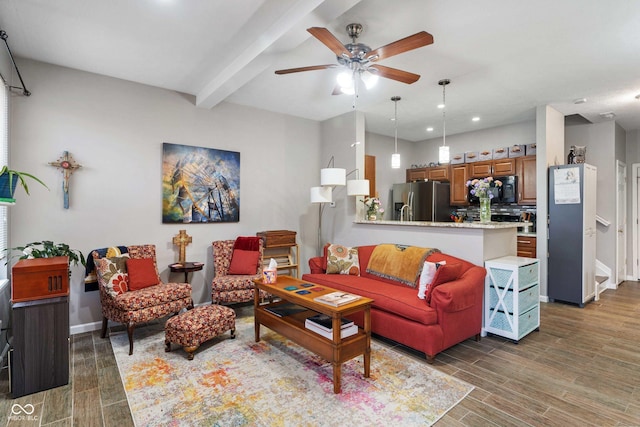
[275,23,434,94]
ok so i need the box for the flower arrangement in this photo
[363,197,384,220]
[466,177,502,199]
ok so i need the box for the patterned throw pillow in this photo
[417,260,446,299]
[326,244,360,275]
[96,255,130,297]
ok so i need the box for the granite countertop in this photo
[355,220,533,229]
[517,231,537,237]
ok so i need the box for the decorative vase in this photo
[367,212,377,221]
[479,196,491,223]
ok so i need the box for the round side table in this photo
[169,262,204,283]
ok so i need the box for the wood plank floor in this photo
[1,281,639,426]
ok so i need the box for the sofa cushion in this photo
[303,273,438,326]
[127,258,159,290]
[425,263,462,304]
[97,255,130,297]
[113,282,192,311]
[326,244,360,275]
[228,249,260,275]
[417,260,446,299]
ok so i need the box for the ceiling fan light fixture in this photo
[361,71,379,89]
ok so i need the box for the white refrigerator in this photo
[548,163,597,307]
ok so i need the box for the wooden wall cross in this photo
[172,230,192,264]
[48,150,82,209]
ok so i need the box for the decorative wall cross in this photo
[48,151,82,209]
[172,229,192,264]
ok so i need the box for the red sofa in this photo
[302,245,486,362]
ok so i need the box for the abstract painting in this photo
[162,142,240,223]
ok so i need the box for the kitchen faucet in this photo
[400,204,409,221]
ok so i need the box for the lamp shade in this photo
[391,153,401,169]
[320,168,346,186]
[346,179,370,196]
[310,186,332,203]
[439,145,450,164]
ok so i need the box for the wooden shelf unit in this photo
[263,244,299,278]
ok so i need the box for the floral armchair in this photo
[211,239,268,304]
[95,244,193,355]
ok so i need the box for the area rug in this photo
[111,316,472,427]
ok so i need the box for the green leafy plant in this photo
[8,240,86,267]
[0,165,49,196]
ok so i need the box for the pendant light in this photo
[438,79,451,164]
[391,96,401,169]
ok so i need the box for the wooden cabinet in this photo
[469,158,516,178]
[469,161,492,178]
[517,235,537,258]
[406,168,427,182]
[516,155,536,204]
[11,296,70,397]
[493,158,516,176]
[450,164,469,205]
[484,256,540,342]
[428,166,449,181]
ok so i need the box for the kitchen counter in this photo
[517,231,537,237]
[355,220,531,229]
[351,220,533,266]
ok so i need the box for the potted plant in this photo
[0,165,48,201]
[8,240,86,268]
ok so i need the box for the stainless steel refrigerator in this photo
[548,163,597,307]
[391,181,451,222]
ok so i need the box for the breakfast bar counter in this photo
[351,220,529,266]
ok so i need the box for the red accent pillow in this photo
[228,249,260,275]
[126,258,159,290]
[425,263,462,304]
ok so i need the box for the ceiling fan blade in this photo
[307,27,351,58]
[368,65,421,84]
[368,31,434,62]
[275,64,336,75]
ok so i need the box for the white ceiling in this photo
[1,0,640,142]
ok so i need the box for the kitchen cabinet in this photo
[450,164,469,205]
[428,165,449,181]
[484,256,540,342]
[406,168,427,182]
[469,158,516,178]
[516,155,536,204]
[517,235,536,258]
[406,165,450,182]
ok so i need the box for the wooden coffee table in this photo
[254,275,372,394]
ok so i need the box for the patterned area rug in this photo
[111,316,473,426]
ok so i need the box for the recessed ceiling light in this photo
[573,98,587,104]
[426,127,434,132]
[437,104,445,109]
[599,112,616,119]
[472,117,480,122]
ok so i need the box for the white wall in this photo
[565,121,617,275]
[9,59,322,331]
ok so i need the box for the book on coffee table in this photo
[313,291,361,307]
[305,321,358,340]
[305,313,354,332]
[264,302,309,317]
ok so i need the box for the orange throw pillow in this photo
[228,249,260,275]
[126,258,159,290]
[425,263,462,304]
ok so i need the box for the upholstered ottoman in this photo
[165,304,236,360]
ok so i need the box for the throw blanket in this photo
[84,246,128,283]
[234,236,261,251]
[366,244,440,287]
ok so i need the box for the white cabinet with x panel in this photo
[484,256,540,342]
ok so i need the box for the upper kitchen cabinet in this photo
[469,159,516,178]
[450,164,469,205]
[517,155,536,205]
